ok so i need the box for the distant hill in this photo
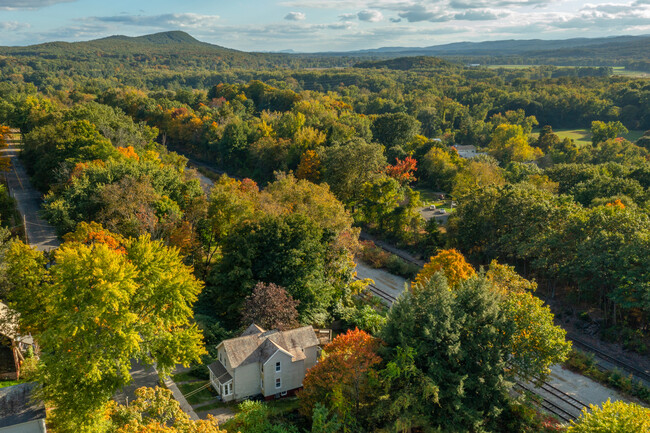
[1,31,649,72]
[345,35,647,57]
[0,31,298,70]
[326,35,650,68]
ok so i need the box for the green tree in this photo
[5,225,205,432]
[380,274,514,432]
[322,139,387,205]
[591,120,628,145]
[108,387,225,433]
[371,112,420,154]
[568,399,650,433]
[207,213,338,324]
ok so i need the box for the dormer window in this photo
[275,361,281,372]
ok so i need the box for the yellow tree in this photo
[414,249,476,288]
[109,387,226,433]
[5,224,206,432]
[568,399,650,433]
[0,125,11,171]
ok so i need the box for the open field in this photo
[532,128,645,147]
[487,65,650,78]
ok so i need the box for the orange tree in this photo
[299,328,381,430]
[414,248,476,288]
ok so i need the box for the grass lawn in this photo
[172,370,204,383]
[265,397,300,415]
[532,128,645,147]
[413,187,454,211]
[0,380,24,389]
[178,381,218,406]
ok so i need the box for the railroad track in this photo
[369,241,650,389]
[568,335,650,385]
[514,383,581,423]
[354,277,398,304]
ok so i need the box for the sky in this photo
[0,0,649,52]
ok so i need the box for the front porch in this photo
[207,360,234,402]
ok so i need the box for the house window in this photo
[275,361,281,372]
[280,390,287,397]
[222,382,232,396]
[275,378,281,389]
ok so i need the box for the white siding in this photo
[233,362,260,400]
[303,345,320,370]
[262,351,303,397]
[0,419,46,433]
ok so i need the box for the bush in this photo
[357,241,390,268]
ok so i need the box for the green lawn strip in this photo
[194,400,233,413]
[0,380,25,389]
[413,187,453,210]
[177,380,218,406]
[564,349,650,405]
[265,397,300,416]
[172,371,204,383]
[531,128,645,147]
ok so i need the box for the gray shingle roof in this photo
[240,323,265,337]
[0,382,46,428]
[221,325,319,368]
[207,360,232,384]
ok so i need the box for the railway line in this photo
[568,334,650,386]
[367,240,650,389]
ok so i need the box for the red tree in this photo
[385,156,417,184]
[241,282,299,331]
[299,328,382,424]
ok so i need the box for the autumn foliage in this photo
[385,156,417,184]
[0,125,11,172]
[295,149,321,182]
[109,387,226,433]
[299,328,381,423]
[414,248,476,288]
[241,282,300,331]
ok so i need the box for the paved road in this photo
[1,135,59,252]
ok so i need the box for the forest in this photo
[0,31,649,433]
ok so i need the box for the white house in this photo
[207,324,321,401]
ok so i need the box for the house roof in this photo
[221,325,319,369]
[0,382,46,428]
[0,302,33,345]
[207,360,232,384]
[240,323,265,337]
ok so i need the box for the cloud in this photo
[449,0,554,8]
[0,0,74,9]
[358,9,384,22]
[284,11,306,21]
[390,17,402,22]
[0,21,25,31]
[93,13,220,29]
[398,5,452,22]
[454,10,508,20]
[338,13,356,20]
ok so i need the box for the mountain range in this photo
[1,31,649,68]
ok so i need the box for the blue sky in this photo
[1,0,649,51]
